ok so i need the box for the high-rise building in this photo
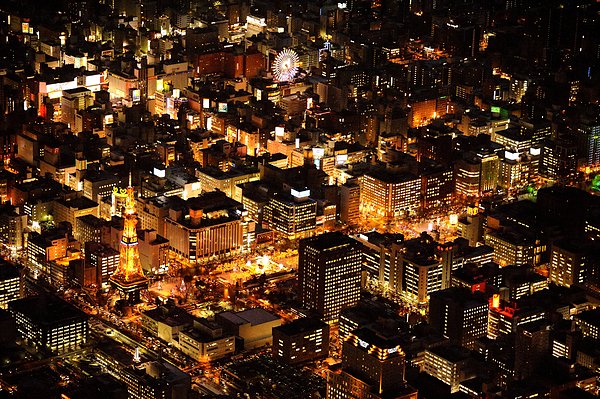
[85,242,120,287]
[61,87,94,132]
[576,118,600,167]
[120,361,191,399]
[484,230,539,267]
[354,231,405,289]
[574,309,600,340]
[549,239,588,288]
[457,204,484,246]
[514,321,551,380]
[109,180,148,304]
[454,158,480,197]
[8,295,88,353]
[165,191,249,263]
[539,138,577,182]
[0,203,27,252]
[26,230,72,276]
[179,317,236,362]
[360,170,421,218]
[53,197,99,238]
[422,345,476,393]
[263,190,317,239]
[420,163,454,211]
[429,288,488,350]
[479,152,500,193]
[76,214,109,246]
[0,261,23,309]
[398,236,445,306]
[327,325,417,399]
[82,171,121,204]
[339,181,360,225]
[455,151,499,197]
[272,317,330,365]
[299,232,362,322]
[487,297,545,339]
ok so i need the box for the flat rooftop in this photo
[274,317,328,336]
[8,295,87,326]
[219,308,279,326]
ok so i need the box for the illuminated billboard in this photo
[131,89,141,103]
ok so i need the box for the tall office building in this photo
[360,170,421,218]
[264,190,317,239]
[60,87,94,132]
[457,204,484,246]
[0,203,27,251]
[339,181,360,225]
[398,235,445,306]
[548,239,588,288]
[85,242,120,287]
[165,191,249,263]
[354,231,405,289]
[272,317,330,365]
[76,214,109,246]
[299,232,362,322]
[8,295,88,353]
[539,138,577,182]
[488,297,545,339]
[455,151,499,197]
[423,345,476,393]
[327,325,417,399]
[574,309,600,340]
[0,262,23,309]
[429,288,488,349]
[577,118,600,167]
[514,321,551,380]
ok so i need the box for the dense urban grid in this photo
[0,0,598,397]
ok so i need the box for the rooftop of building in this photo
[142,305,193,327]
[185,191,242,213]
[63,86,91,95]
[365,168,419,184]
[84,242,119,256]
[301,231,357,252]
[197,165,260,180]
[354,231,404,247]
[8,295,87,326]
[558,387,598,399]
[430,287,487,306]
[218,308,279,327]
[83,170,121,183]
[453,262,500,284]
[76,214,105,227]
[575,308,600,326]
[28,230,70,248]
[0,261,21,281]
[350,325,403,350]
[274,317,328,336]
[427,344,472,363]
[13,177,64,193]
[55,196,98,210]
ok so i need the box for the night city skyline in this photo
[0,0,598,398]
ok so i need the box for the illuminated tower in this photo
[109,180,148,304]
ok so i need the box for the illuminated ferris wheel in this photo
[272,48,299,82]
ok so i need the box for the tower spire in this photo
[109,178,148,303]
